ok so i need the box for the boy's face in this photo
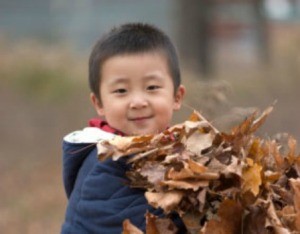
[91,52,185,136]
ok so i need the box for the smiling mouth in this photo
[129,116,153,121]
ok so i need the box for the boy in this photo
[61,23,186,233]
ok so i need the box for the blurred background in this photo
[0,0,300,233]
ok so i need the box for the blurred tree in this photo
[254,0,270,63]
[177,0,214,77]
[177,0,269,78]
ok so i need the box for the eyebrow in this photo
[107,72,165,86]
[107,77,129,86]
[143,72,165,81]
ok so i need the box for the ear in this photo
[173,85,186,111]
[90,93,105,116]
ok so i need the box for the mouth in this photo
[129,116,153,122]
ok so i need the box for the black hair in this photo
[88,23,181,99]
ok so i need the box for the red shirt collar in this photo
[88,118,125,136]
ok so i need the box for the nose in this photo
[129,94,148,109]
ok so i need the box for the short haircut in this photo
[89,23,181,99]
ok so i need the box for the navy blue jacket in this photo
[61,127,186,234]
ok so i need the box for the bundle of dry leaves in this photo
[97,107,300,234]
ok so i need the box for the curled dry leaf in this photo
[98,106,300,233]
[201,199,243,234]
[122,219,143,234]
[145,211,178,234]
[122,212,178,234]
[242,158,262,196]
[145,191,184,213]
[289,179,300,231]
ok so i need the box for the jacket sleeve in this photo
[62,147,164,234]
[62,146,187,234]
[62,141,95,198]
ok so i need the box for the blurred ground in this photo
[0,23,300,233]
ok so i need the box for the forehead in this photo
[100,51,172,81]
[103,50,169,67]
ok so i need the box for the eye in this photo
[147,85,160,91]
[113,88,127,94]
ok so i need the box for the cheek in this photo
[101,99,125,118]
[155,102,174,120]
